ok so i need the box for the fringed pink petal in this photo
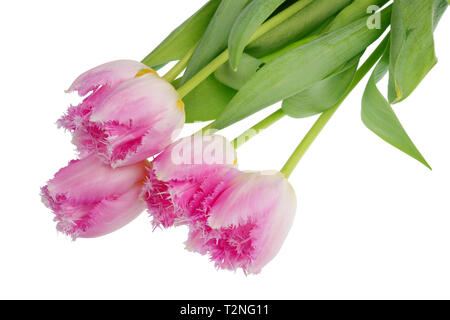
[186,171,297,274]
[141,167,235,230]
[77,184,146,239]
[141,168,183,229]
[186,220,257,272]
[42,184,145,239]
[45,155,147,203]
[207,172,285,228]
[110,111,184,168]
[72,118,182,168]
[142,134,239,230]
[247,176,297,274]
[68,60,150,96]
[89,74,182,126]
[59,60,151,131]
[182,167,240,229]
[70,74,185,167]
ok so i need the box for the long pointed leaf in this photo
[228,0,286,69]
[181,0,251,84]
[246,0,352,57]
[362,42,430,169]
[282,55,360,118]
[214,54,264,90]
[141,0,221,68]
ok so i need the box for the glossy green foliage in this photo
[141,0,220,68]
[388,0,448,103]
[362,43,430,169]
[173,76,236,123]
[180,0,251,84]
[246,0,352,57]
[323,0,389,32]
[280,0,391,118]
[228,0,286,69]
[282,56,360,118]
[212,11,391,130]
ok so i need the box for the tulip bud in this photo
[58,60,185,168]
[186,171,297,274]
[142,135,237,229]
[41,155,148,239]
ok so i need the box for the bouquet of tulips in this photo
[41,0,448,274]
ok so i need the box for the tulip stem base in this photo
[281,35,390,179]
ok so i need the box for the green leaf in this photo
[173,76,236,123]
[388,0,447,103]
[181,0,251,84]
[260,18,332,64]
[228,0,286,69]
[362,42,430,169]
[212,10,391,130]
[141,0,221,68]
[324,0,390,32]
[434,0,449,23]
[214,54,264,90]
[282,55,360,118]
[268,0,300,18]
[246,0,353,58]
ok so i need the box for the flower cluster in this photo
[41,0,447,275]
[42,61,296,274]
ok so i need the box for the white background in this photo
[1,0,449,299]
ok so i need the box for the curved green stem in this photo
[176,0,315,99]
[193,108,285,146]
[178,50,230,99]
[280,35,390,179]
[162,44,197,83]
[232,109,285,149]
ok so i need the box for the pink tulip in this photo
[141,135,238,229]
[41,155,148,239]
[58,60,185,168]
[186,171,297,274]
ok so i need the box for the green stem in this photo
[162,44,197,83]
[176,0,315,99]
[280,35,390,179]
[178,50,230,99]
[248,0,315,42]
[232,109,285,149]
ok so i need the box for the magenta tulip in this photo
[41,155,148,239]
[142,135,237,229]
[58,60,185,168]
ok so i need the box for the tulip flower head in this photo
[58,60,185,168]
[142,135,238,229]
[186,171,297,275]
[41,155,148,239]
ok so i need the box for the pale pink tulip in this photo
[41,155,148,239]
[186,171,297,274]
[142,135,237,229]
[58,60,185,168]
